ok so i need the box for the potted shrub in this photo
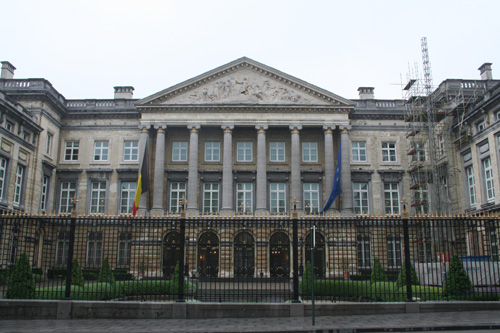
[341,258,350,280]
[138,259,148,279]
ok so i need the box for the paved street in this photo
[1,310,500,332]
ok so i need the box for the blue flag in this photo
[320,145,342,213]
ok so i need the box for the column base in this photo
[255,209,269,218]
[151,208,164,216]
[220,209,235,217]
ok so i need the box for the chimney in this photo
[357,87,374,99]
[1,61,16,79]
[478,63,492,80]
[114,86,134,99]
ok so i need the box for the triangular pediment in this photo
[138,57,354,107]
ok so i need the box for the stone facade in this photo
[0,58,498,218]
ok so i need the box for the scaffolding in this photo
[404,38,488,215]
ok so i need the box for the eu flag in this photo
[320,145,341,213]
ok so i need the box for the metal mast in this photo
[421,37,443,214]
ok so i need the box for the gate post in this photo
[402,200,413,302]
[177,197,187,302]
[64,199,78,300]
[292,198,300,302]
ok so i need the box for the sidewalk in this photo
[1,310,500,332]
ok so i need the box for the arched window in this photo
[198,231,219,277]
[269,232,290,277]
[163,231,181,278]
[234,231,255,277]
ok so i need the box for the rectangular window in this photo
[203,183,219,213]
[90,181,106,214]
[466,166,477,206]
[438,134,445,156]
[170,182,186,213]
[483,157,495,202]
[55,232,70,267]
[270,183,286,213]
[204,142,220,162]
[9,227,19,266]
[45,133,53,155]
[417,231,433,263]
[23,131,31,143]
[387,233,402,269]
[237,142,253,162]
[382,142,397,162]
[352,142,367,162]
[237,183,253,213]
[59,182,76,213]
[414,184,429,215]
[86,232,102,268]
[414,142,426,162]
[13,164,24,206]
[93,141,109,161]
[303,183,319,213]
[120,181,137,214]
[40,175,50,211]
[64,141,79,161]
[123,140,139,161]
[117,233,131,268]
[270,142,285,162]
[172,141,188,162]
[357,233,371,269]
[489,229,499,262]
[302,142,318,162]
[353,182,369,214]
[0,157,7,201]
[384,183,400,215]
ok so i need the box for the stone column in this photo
[152,124,167,214]
[138,124,150,213]
[187,124,200,214]
[323,125,335,211]
[255,125,268,215]
[340,126,353,215]
[221,125,234,215]
[290,125,302,212]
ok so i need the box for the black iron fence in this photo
[1,212,499,303]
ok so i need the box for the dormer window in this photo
[476,119,486,133]
[5,121,14,132]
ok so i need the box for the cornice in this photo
[64,111,140,120]
[138,104,352,114]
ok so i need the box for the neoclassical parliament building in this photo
[0,57,499,218]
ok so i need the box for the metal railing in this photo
[1,211,499,303]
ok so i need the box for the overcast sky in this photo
[2,0,499,100]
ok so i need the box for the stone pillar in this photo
[340,126,353,215]
[152,124,167,214]
[221,125,234,215]
[187,125,200,214]
[290,125,302,212]
[323,125,335,211]
[138,125,150,213]
[255,125,268,215]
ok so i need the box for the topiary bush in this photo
[299,261,315,294]
[71,258,84,287]
[169,262,180,294]
[443,254,472,299]
[98,256,115,285]
[370,257,388,283]
[6,252,35,299]
[396,262,420,288]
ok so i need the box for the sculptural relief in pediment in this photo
[162,69,331,105]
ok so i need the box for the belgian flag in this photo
[132,138,150,216]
